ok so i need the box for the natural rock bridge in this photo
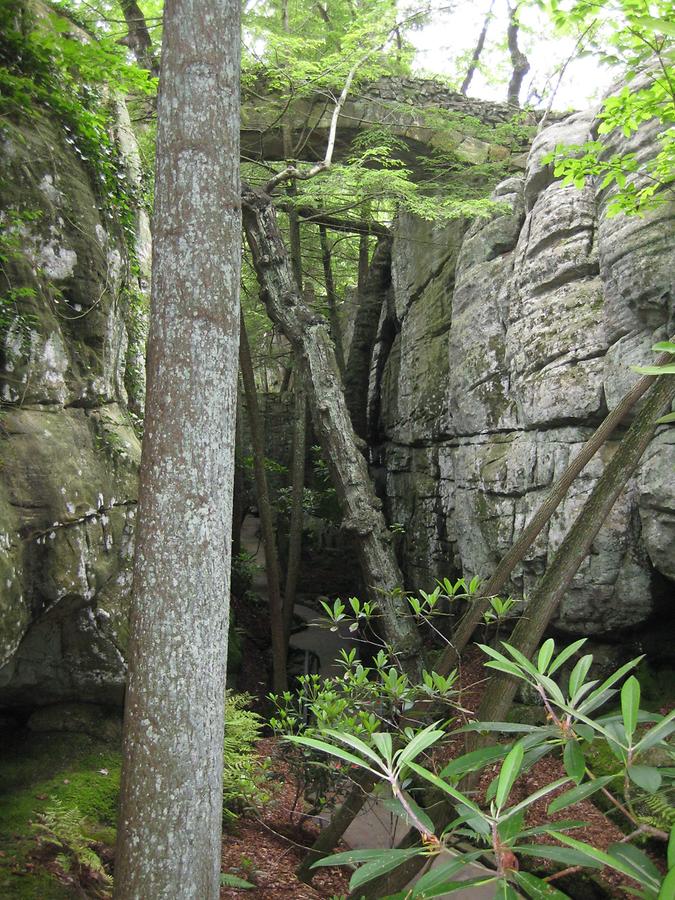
[241,75,533,170]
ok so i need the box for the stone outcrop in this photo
[0,101,148,707]
[372,108,674,647]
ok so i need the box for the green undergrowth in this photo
[0,730,121,898]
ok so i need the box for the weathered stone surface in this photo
[374,98,674,642]
[0,102,144,707]
[27,701,123,742]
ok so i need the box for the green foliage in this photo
[0,1,155,246]
[33,799,111,889]
[542,0,674,215]
[285,637,674,898]
[222,693,271,823]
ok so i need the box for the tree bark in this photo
[460,0,495,95]
[239,315,287,694]
[119,0,159,77]
[242,184,423,675]
[434,352,674,680]
[319,223,346,376]
[283,380,308,638]
[115,0,240,894]
[343,235,392,440]
[506,1,530,107]
[475,372,675,726]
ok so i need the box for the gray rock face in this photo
[374,107,674,641]
[0,106,145,708]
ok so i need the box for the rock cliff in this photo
[0,98,149,706]
[373,107,674,655]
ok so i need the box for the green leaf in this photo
[285,735,380,775]
[634,709,675,754]
[668,823,675,870]
[621,676,640,740]
[513,844,603,869]
[578,656,644,714]
[407,761,487,820]
[494,880,520,899]
[548,639,587,676]
[631,363,675,375]
[656,411,675,424]
[457,722,542,734]
[322,728,387,768]
[414,877,497,897]
[502,778,571,820]
[568,655,593,701]
[547,776,615,814]
[538,639,556,674]
[554,832,653,881]
[411,853,483,897]
[441,744,510,779]
[381,795,434,835]
[371,732,393,764]
[220,873,254,888]
[627,765,662,793]
[515,871,571,899]
[485,659,528,679]
[659,868,675,900]
[396,723,445,771]
[634,16,675,38]
[563,740,585,784]
[652,341,675,353]
[496,743,525,808]
[311,847,413,868]
[349,848,423,891]
[607,843,661,891]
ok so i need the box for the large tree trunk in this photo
[474,373,675,726]
[115,0,240,894]
[239,316,287,694]
[242,184,423,675]
[343,234,392,440]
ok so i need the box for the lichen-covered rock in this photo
[0,101,144,707]
[374,100,674,644]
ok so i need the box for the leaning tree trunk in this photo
[343,234,392,439]
[242,184,423,675]
[115,0,240,893]
[239,315,287,694]
[359,373,675,900]
[433,347,675,680]
[474,373,675,726]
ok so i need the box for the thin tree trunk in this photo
[239,315,287,694]
[343,235,392,440]
[506,1,529,107]
[115,0,240,893]
[232,397,245,562]
[283,380,307,638]
[474,373,675,726]
[242,184,423,676]
[319,223,346,376]
[434,349,674,680]
[460,0,495,95]
[357,203,371,293]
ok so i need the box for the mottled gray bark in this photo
[343,235,392,440]
[115,0,241,896]
[119,0,159,77]
[242,185,423,674]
